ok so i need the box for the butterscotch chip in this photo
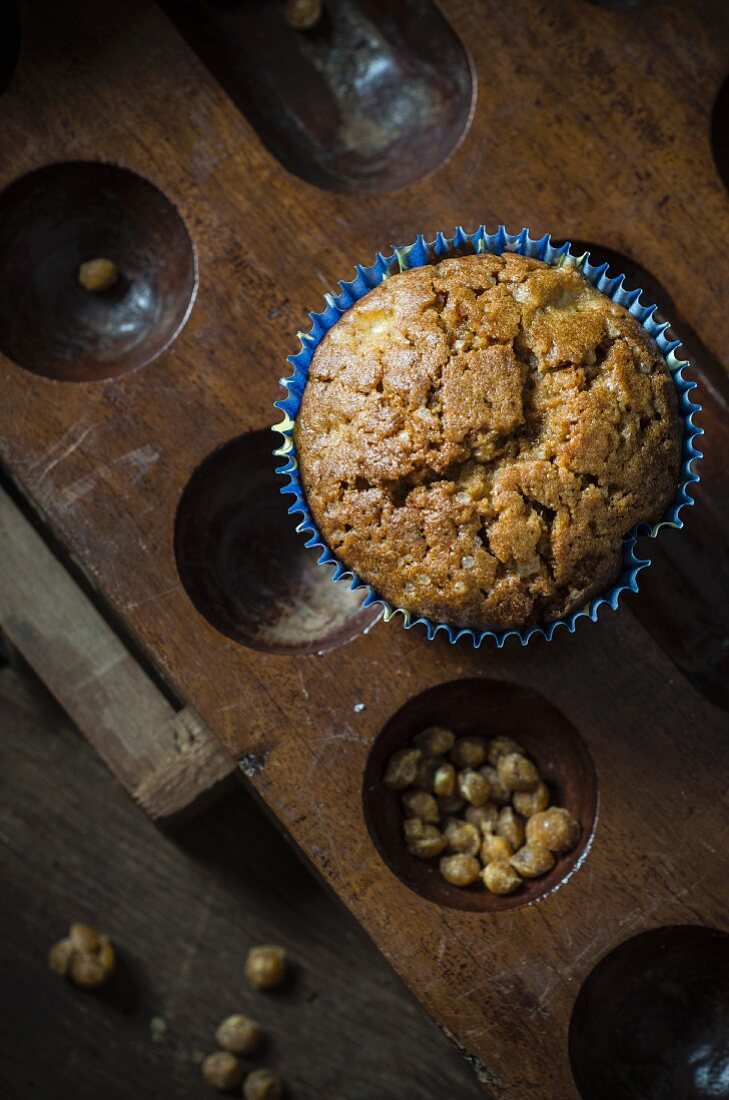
[48,938,75,976]
[245,945,287,989]
[437,793,466,815]
[202,1051,244,1091]
[464,802,499,831]
[413,726,455,757]
[411,755,441,791]
[77,258,118,292]
[496,806,525,850]
[497,752,539,792]
[244,1068,283,1100]
[510,841,555,878]
[513,780,550,817]
[401,789,439,823]
[283,0,321,31]
[69,923,101,954]
[70,952,110,990]
[444,819,481,856]
[526,807,581,852]
[480,833,513,864]
[403,818,447,859]
[486,737,524,767]
[482,860,522,895]
[215,1014,262,1055]
[478,765,511,804]
[295,254,681,631]
[457,769,490,806]
[433,762,456,797]
[440,853,481,886]
[384,747,422,789]
[449,736,487,769]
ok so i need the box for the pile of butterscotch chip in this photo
[384,728,581,895]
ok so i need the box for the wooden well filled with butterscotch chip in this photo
[383,727,581,896]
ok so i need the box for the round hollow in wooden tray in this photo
[0,161,197,381]
[569,924,729,1100]
[174,429,381,655]
[363,677,598,912]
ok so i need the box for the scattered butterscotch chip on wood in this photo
[48,937,75,976]
[245,944,287,990]
[215,1014,262,1056]
[202,1050,244,1091]
[69,921,101,954]
[48,921,116,989]
[243,1067,284,1100]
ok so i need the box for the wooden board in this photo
[0,659,485,1100]
[0,485,236,827]
[0,1,727,1095]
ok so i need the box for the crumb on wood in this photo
[149,1016,167,1043]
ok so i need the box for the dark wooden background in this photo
[0,1,727,1097]
[0,650,486,1099]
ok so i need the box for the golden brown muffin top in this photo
[294,253,682,631]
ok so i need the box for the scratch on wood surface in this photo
[34,424,93,484]
[309,799,338,868]
[59,445,160,510]
[125,584,181,611]
[217,701,242,714]
[310,728,368,748]
[296,666,309,699]
[60,473,98,508]
[120,444,159,478]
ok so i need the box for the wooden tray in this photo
[0,1,727,1096]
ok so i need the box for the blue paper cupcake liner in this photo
[273,226,702,648]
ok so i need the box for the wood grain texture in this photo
[0,660,485,1100]
[0,486,236,826]
[0,1,727,1095]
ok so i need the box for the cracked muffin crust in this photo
[294,253,682,631]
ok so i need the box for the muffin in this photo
[293,253,682,632]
